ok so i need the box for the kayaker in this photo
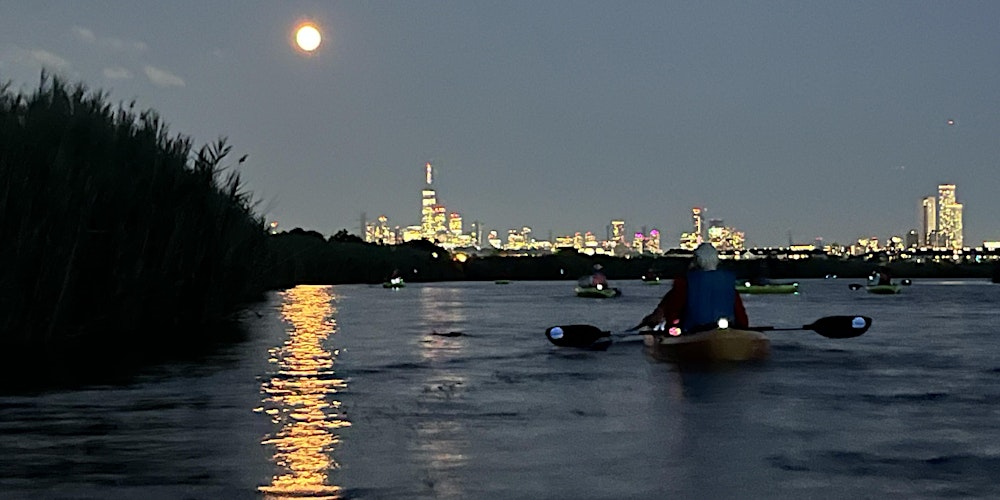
[386,268,403,285]
[748,259,771,286]
[637,243,749,335]
[868,266,892,286]
[590,264,608,287]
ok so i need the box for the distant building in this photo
[920,196,936,246]
[448,212,463,235]
[680,207,704,250]
[646,229,662,254]
[937,184,964,249]
[706,218,745,252]
[420,182,436,238]
[364,214,398,244]
[610,220,626,246]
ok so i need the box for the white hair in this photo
[693,243,719,271]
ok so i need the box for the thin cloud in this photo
[30,49,70,70]
[103,66,132,80]
[72,25,147,53]
[72,26,96,44]
[143,65,185,87]
[0,45,70,76]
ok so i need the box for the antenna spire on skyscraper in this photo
[426,162,433,185]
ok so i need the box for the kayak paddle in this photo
[752,315,872,339]
[545,315,872,347]
[545,325,620,348]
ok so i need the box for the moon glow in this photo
[295,23,322,52]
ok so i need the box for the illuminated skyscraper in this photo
[706,218,745,252]
[448,212,463,235]
[937,184,963,249]
[920,196,937,247]
[419,162,449,241]
[632,232,645,253]
[365,214,398,244]
[680,207,705,250]
[610,220,626,245]
[647,229,661,254]
[692,208,703,243]
[420,162,436,239]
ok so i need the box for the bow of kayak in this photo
[643,328,770,363]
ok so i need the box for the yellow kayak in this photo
[643,328,770,363]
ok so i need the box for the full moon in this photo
[295,23,322,52]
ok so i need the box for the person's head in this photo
[692,243,719,271]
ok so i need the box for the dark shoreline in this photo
[264,232,1000,286]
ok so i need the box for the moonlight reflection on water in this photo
[257,285,349,498]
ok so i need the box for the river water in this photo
[2,279,999,499]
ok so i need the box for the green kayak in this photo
[382,278,406,289]
[574,286,621,298]
[734,281,799,294]
[866,284,901,294]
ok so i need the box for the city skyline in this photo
[365,163,978,252]
[2,3,999,246]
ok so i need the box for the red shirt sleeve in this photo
[655,276,687,327]
[733,292,749,328]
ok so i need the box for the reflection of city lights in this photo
[258,285,349,498]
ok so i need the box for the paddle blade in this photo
[546,324,608,347]
[805,315,872,339]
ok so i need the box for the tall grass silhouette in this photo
[0,74,267,380]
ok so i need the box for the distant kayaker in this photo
[748,259,771,286]
[636,243,749,335]
[590,264,609,287]
[386,268,403,285]
[869,266,892,286]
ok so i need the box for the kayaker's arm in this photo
[733,293,749,329]
[639,277,687,329]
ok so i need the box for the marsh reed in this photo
[0,74,268,381]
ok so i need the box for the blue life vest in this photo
[683,269,737,332]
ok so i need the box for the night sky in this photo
[3,1,998,246]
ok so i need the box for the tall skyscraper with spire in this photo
[420,162,437,239]
[419,162,450,242]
